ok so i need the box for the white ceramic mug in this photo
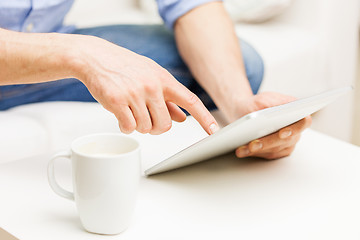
[47,133,141,235]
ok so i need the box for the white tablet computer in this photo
[145,86,352,176]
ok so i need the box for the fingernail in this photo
[209,123,219,134]
[236,146,250,158]
[280,129,292,139]
[250,140,263,152]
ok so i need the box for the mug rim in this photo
[70,133,140,159]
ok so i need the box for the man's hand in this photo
[72,36,219,135]
[173,2,311,160]
[0,29,218,135]
[232,92,312,159]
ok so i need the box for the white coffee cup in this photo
[47,133,141,235]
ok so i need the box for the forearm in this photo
[174,2,253,120]
[0,28,81,85]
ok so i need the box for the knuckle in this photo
[186,93,199,107]
[266,147,294,160]
[150,121,172,135]
[145,58,170,81]
[265,153,279,160]
[107,92,120,105]
[272,146,283,153]
[161,121,172,132]
[143,82,158,95]
[127,87,138,99]
[157,68,172,82]
[106,91,126,107]
[143,127,152,133]
[281,151,292,158]
[120,121,136,134]
[286,146,295,154]
[150,129,161,135]
[137,128,149,134]
[138,124,152,134]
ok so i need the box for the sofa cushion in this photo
[0,111,48,163]
[224,0,293,23]
[8,102,119,151]
[137,0,293,24]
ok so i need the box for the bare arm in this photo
[174,2,253,122]
[0,28,78,84]
[0,28,218,135]
[174,2,312,159]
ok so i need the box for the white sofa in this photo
[0,0,359,163]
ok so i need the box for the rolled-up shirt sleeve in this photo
[157,0,222,29]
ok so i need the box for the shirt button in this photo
[26,23,34,32]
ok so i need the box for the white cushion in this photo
[0,112,48,163]
[9,102,120,151]
[65,0,161,27]
[137,0,293,24]
[0,102,121,163]
[224,0,293,23]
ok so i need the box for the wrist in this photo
[209,74,253,119]
[59,34,93,84]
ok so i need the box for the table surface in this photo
[1,118,360,240]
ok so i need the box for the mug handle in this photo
[47,151,74,201]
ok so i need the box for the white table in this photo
[1,121,360,239]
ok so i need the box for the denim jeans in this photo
[0,25,264,111]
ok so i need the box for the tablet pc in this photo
[144,86,352,176]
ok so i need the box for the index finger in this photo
[164,82,218,135]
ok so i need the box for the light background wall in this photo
[353,33,360,146]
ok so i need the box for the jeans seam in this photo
[0,79,78,100]
[0,84,53,99]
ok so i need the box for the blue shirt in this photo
[0,0,221,33]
